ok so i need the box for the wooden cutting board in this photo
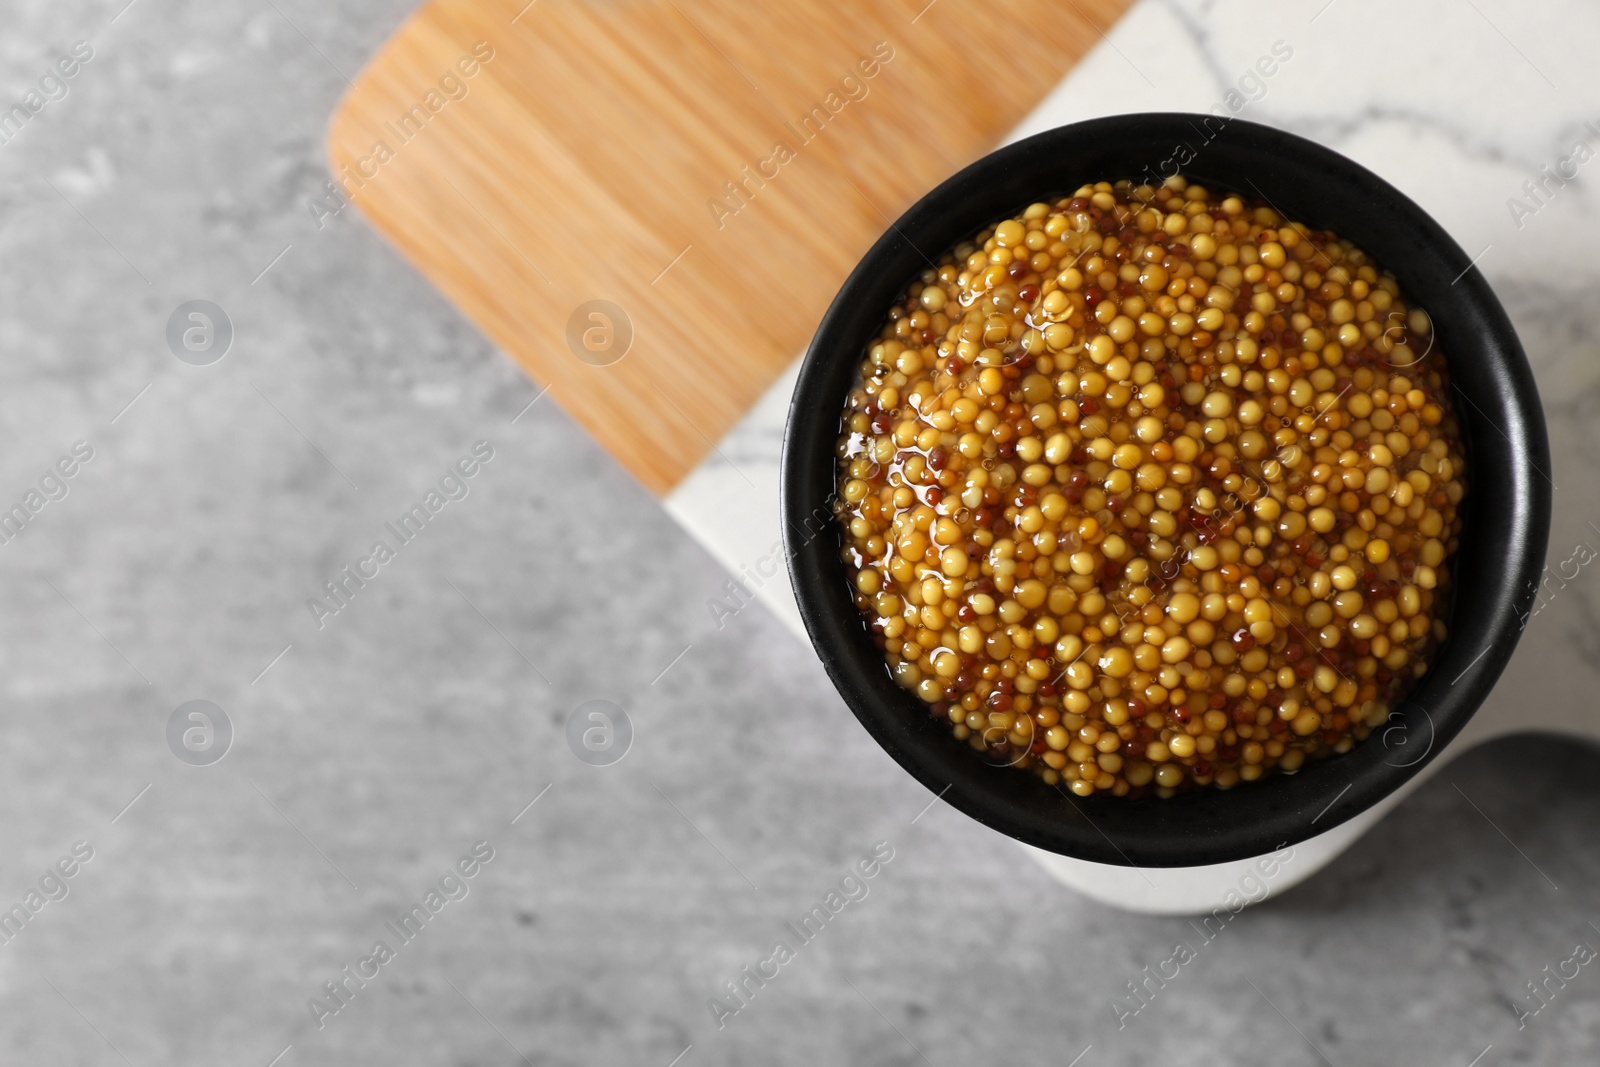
[327,0,1130,495]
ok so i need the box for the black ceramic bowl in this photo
[782,113,1551,868]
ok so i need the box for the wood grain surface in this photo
[327,0,1130,494]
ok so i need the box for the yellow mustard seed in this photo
[833,178,1465,797]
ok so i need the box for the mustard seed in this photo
[834,179,1465,798]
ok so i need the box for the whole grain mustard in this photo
[834,177,1465,797]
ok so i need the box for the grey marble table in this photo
[2,1,1599,1065]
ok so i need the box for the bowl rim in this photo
[780,112,1552,868]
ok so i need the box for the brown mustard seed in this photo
[833,177,1466,799]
